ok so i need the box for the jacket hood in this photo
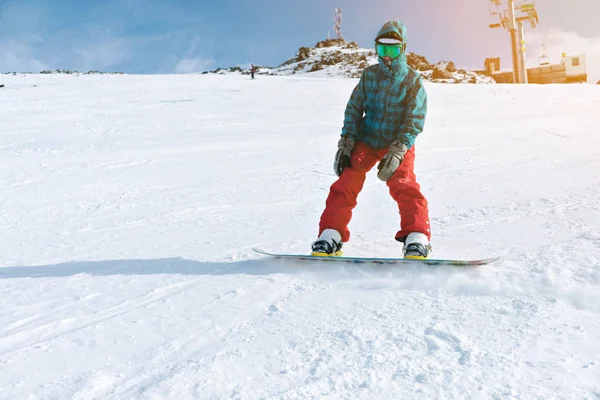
[375,20,407,43]
[374,20,409,77]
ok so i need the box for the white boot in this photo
[311,229,343,256]
[403,232,431,259]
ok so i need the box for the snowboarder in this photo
[250,64,257,79]
[311,20,431,259]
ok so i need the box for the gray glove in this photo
[377,139,408,181]
[334,136,355,176]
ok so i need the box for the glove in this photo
[334,136,355,177]
[377,139,408,181]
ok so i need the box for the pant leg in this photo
[386,145,431,242]
[318,142,383,242]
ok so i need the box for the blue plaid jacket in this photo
[341,21,427,150]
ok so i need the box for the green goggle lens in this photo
[376,43,402,59]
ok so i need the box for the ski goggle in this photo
[376,43,403,59]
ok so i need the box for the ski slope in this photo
[1,73,600,399]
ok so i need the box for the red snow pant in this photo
[318,141,430,243]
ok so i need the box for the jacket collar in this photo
[377,55,409,80]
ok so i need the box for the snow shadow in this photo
[0,257,295,279]
[0,257,472,281]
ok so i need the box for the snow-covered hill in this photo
[1,73,600,399]
[208,38,495,84]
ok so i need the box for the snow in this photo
[270,45,377,78]
[1,73,600,399]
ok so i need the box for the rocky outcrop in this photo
[267,40,494,83]
[202,37,495,83]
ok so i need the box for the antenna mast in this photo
[334,8,345,41]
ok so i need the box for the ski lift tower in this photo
[489,0,521,83]
[489,0,539,83]
[334,8,345,41]
[514,2,539,84]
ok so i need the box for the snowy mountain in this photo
[207,38,495,83]
[1,73,600,399]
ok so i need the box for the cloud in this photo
[72,34,133,71]
[0,2,49,72]
[0,29,133,73]
[0,37,49,72]
[0,0,216,74]
[172,37,215,73]
[174,57,215,73]
[525,27,600,83]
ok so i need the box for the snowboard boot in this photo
[311,229,343,256]
[403,232,432,259]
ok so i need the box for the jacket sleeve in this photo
[341,70,367,139]
[397,76,427,149]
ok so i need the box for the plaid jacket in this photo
[341,21,427,150]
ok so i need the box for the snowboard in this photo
[253,248,499,266]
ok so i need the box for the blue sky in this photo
[1,0,598,81]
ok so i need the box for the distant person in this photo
[250,64,257,79]
[311,20,431,259]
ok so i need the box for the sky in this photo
[0,0,598,82]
